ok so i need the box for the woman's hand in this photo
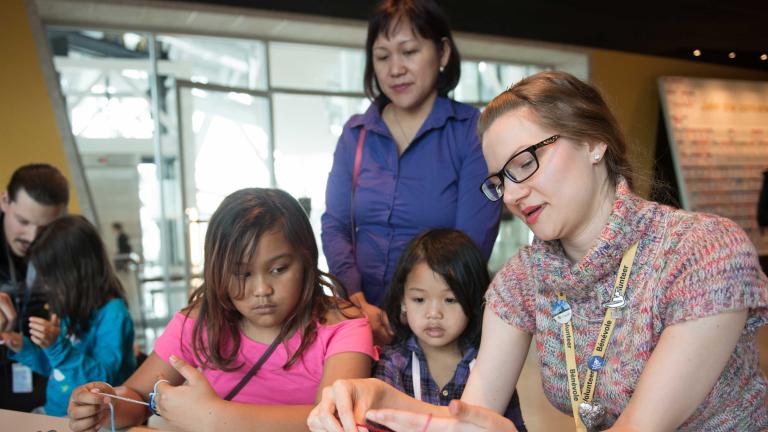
[154,355,222,431]
[0,331,23,352]
[67,382,115,432]
[366,400,517,432]
[308,378,392,432]
[29,314,60,348]
[350,293,394,346]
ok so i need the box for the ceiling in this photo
[162,0,768,71]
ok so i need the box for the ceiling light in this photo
[728,52,736,59]
[692,49,701,57]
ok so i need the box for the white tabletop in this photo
[0,408,166,432]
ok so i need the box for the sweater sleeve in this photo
[485,248,537,334]
[40,299,134,386]
[321,121,364,297]
[9,335,51,376]
[453,108,502,259]
[660,215,768,332]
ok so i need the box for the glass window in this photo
[159,34,267,90]
[269,42,365,92]
[455,60,551,104]
[272,93,369,267]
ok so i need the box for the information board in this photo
[658,76,768,254]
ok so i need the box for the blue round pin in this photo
[588,355,606,371]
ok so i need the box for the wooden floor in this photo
[515,326,768,431]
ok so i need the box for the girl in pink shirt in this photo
[67,188,376,432]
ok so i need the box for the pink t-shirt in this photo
[153,313,375,405]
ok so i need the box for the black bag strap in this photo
[223,335,282,401]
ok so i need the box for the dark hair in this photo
[29,215,126,337]
[186,188,348,371]
[478,71,635,189]
[363,0,461,102]
[385,228,489,349]
[7,164,69,206]
[112,222,123,230]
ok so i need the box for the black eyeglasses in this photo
[480,135,560,202]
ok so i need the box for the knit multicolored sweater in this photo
[486,180,768,431]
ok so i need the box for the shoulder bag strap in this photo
[223,335,282,401]
[350,127,366,254]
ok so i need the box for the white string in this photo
[107,401,115,432]
[96,392,149,406]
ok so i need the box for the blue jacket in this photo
[11,298,136,416]
[322,97,501,306]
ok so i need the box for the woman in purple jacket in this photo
[321,0,500,345]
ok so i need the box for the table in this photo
[0,408,168,432]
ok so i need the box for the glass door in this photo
[177,82,273,289]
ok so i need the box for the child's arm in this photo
[68,352,184,431]
[157,348,372,432]
[3,332,52,376]
[43,303,133,386]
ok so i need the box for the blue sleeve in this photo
[321,122,363,297]
[9,336,52,376]
[42,300,134,386]
[454,109,501,259]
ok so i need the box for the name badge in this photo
[12,363,33,393]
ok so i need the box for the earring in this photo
[593,154,601,161]
[439,65,445,73]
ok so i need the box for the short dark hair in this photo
[7,164,69,206]
[363,0,461,102]
[385,228,489,349]
[29,215,125,337]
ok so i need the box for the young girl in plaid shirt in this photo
[373,229,526,431]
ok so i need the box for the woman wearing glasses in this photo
[309,71,768,432]
[321,0,501,346]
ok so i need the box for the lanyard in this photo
[410,351,476,401]
[559,242,639,432]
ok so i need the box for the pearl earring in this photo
[594,154,601,161]
[439,65,445,73]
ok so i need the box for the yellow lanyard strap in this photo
[558,242,639,431]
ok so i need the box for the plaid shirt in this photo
[374,336,526,431]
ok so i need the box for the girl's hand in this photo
[67,382,115,432]
[29,314,60,348]
[154,355,222,431]
[308,378,389,432]
[366,400,517,432]
[0,331,23,352]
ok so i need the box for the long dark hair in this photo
[363,0,461,102]
[185,188,348,371]
[384,229,489,349]
[29,215,126,337]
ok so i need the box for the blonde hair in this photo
[478,71,634,189]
